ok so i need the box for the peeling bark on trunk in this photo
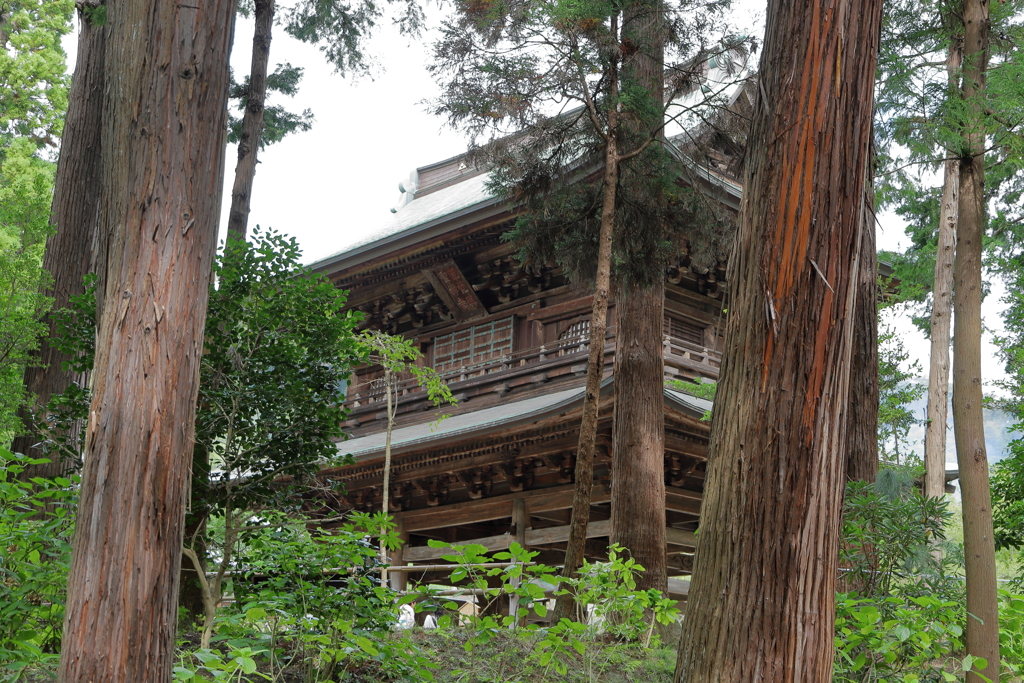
[925,45,962,501]
[673,1,883,681]
[226,0,275,241]
[551,26,619,622]
[57,0,234,680]
[846,171,878,484]
[954,2,999,679]
[925,157,958,499]
[11,2,105,478]
[609,0,668,594]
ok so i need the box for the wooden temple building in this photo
[308,49,753,603]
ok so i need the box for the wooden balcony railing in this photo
[345,331,721,417]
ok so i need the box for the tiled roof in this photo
[336,380,711,461]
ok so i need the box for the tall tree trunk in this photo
[673,1,883,681]
[954,1,999,679]
[924,45,962,501]
[226,0,275,241]
[11,1,106,478]
[550,22,619,622]
[611,279,667,591]
[57,0,234,680]
[608,0,668,594]
[846,157,878,484]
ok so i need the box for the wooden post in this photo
[510,498,529,625]
[389,518,408,592]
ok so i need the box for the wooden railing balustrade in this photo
[344,331,722,416]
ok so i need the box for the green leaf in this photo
[245,607,267,621]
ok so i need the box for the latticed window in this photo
[433,316,514,373]
[664,316,705,347]
[557,319,590,355]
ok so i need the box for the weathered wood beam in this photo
[403,520,694,562]
[395,483,703,533]
[395,483,612,532]
[423,260,487,321]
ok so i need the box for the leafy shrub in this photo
[0,446,76,677]
[834,473,976,682]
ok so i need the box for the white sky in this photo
[60,0,1009,396]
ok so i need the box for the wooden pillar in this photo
[389,518,409,592]
[510,498,530,624]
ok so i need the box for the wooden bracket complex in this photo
[423,260,488,322]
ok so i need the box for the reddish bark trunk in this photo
[57,0,234,680]
[673,1,883,681]
[846,172,878,484]
[954,2,999,679]
[226,0,275,241]
[11,2,105,477]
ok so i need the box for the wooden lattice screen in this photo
[664,316,705,347]
[433,316,514,373]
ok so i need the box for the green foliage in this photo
[875,0,1024,329]
[665,377,715,420]
[409,540,679,681]
[176,511,438,682]
[841,475,954,598]
[989,253,1024,551]
[876,322,926,464]
[0,0,73,143]
[834,593,979,683]
[227,63,314,150]
[360,329,456,421]
[0,137,55,444]
[191,227,365,519]
[665,378,716,402]
[429,0,742,291]
[0,446,75,676]
[283,0,424,77]
[833,473,984,682]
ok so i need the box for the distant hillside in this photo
[899,378,1017,469]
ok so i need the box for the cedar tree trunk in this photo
[57,0,234,680]
[551,24,620,623]
[924,44,961,500]
[954,0,999,678]
[609,0,668,593]
[845,164,878,484]
[11,1,105,477]
[673,1,883,681]
[611,278,667,591]
[226,0,275,241]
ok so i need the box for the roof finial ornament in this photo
[390,169,420,213]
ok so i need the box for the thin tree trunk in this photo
[226,0,275,241]
[846,162,879,484]
[924,45,962,501]
[954,1,998,679]
[550,28,619,622]
[380,368,395,587]
[57,0,234,679]
[11,1,105,478]
[609,0,668,594]
[673,1,883,680]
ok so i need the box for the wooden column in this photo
[510,498,530,624]
[389,518,409,592]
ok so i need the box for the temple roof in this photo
[310,45,754,276]
[337,379,713,461]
